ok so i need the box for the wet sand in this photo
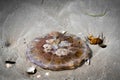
[0,0,120,80]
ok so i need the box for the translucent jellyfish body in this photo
[26,31,91,71]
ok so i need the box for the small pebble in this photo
[5,61,16,64]
[27,66,37,74]
[5,63,12,68]
[5,60,16,68]
[85,59,90,65]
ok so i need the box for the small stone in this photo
[85,59,90,65]
[5,63,12,68]
[27,66,37,74]
[5,61,16,64]
[5,61,16,68]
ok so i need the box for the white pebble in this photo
[5,63,12,68]
[27,66,36,74]
[85,59,90,65]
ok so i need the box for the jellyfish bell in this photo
[26,31,91,71]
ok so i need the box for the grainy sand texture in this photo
[0,0,120,80]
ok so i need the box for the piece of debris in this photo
[26,66,37,74]
[87,33,107,48]
[5,61,16,68]
[99,44,107,48]
[85,59,90,65]
[5,61,16,64]
[5,63,12,68]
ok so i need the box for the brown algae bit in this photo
[87,33,107,48]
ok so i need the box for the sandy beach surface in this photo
[0,0,120,80]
